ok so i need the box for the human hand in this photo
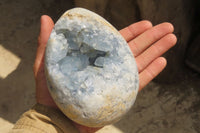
[33,15,176,133]
[120,21,177,90]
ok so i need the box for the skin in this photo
[33,15,177,133]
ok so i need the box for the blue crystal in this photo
[45,8,139,127]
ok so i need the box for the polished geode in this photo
[45,8,139,127]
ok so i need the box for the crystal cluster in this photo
[45,8,139,127]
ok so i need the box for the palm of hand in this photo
[33,15,176,133]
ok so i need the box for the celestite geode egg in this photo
[45,8,139,127]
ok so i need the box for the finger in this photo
[129,22,174,57]
[34,15,54,76]
[139,57,167,91]
[120,20,152,42]
[38,15,54,46]
[136,34,177,72]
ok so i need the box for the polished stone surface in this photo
[45,8,139,127]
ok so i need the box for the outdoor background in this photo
[0,0,200,132]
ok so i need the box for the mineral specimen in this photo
[45,8,139,127]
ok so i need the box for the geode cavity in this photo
[45,8,139,127]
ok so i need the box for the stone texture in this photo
[45,8,139,127]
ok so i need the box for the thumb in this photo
[38,15,54,46]
[34,15,54,76]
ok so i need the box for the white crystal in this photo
[45,8,139,127]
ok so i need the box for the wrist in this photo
[37,99,58,109]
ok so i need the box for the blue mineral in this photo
[45,8,139,127]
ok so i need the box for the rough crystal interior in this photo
[45,8,139,127]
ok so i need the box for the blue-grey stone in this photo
[45,8,139,127]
